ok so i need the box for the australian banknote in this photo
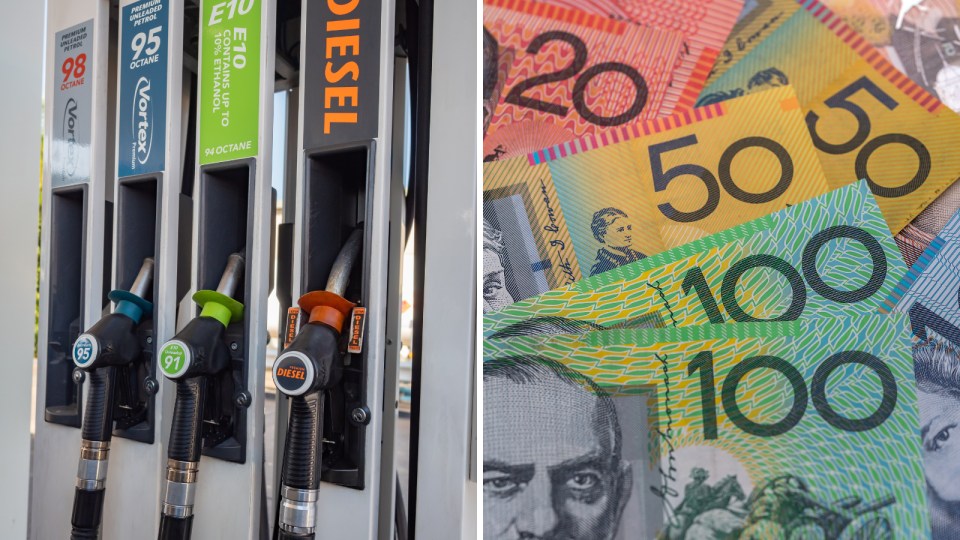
[483,314,930,539]
[482,0,687,161]
[882,206,960,539]
[708,0,801,84]
[698,0,960,236]
[483,181,907,335]
[820,0,960,113]
[528,0,744,117]
[482,86,831,313]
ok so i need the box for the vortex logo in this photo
[61,98,79,176]
[133,77,153,164]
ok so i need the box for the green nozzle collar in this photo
[193,290,244,328]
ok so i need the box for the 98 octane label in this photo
[198,0,261,164]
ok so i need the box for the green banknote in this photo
[483,181,907,338]
[483,314,929,538]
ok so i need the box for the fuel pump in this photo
[272,230,363,539]
[156,251,245,539]
[69,257,155,539]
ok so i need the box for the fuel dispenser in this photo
[269,0,396,537]
[153,0,277,537]
[33,2,118,537]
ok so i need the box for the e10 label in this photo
[158,340,191,378]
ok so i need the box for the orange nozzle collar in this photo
[297,291,356,333]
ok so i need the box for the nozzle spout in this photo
[129,258,155,299]
[325,230,363,297]
[217,251,246,298]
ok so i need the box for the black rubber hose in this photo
[81,366,116,442]
[280,393,323,490]
[168,377,206,463]
[157,514,194,540]
[70,487,105,539]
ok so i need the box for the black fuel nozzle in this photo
[69,257,154,540]
[273,230,362,539]
[157,251,245,540]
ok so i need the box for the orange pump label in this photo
[285,307,300,347]
[348,307,366,354]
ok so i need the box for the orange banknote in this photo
[482,86,830,311]
[482,0,685,162]
[530,0,744,118]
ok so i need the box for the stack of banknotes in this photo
[482,0,960,538]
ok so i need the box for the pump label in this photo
[347,307,366,354]
[158,340,191,379]
[284,307,300,347]
[302,0,382,148]
[198,0,262,165]
[273,351,314,396]
[73,334,98,368]
[118,0,169,177]
[51,20,94,187]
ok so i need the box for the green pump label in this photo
[198,0,261,164]
[158,340,191,379]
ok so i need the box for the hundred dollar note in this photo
[483,181,906,337]
[529,0,744,118]
[482,0,685,161]
[483,314,930,539]
[482,86,830,313]
[883,206,960,539]
[699,0,960,236]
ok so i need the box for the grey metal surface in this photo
[412,0,479,536]
[376,55,408,540]
[31,2,113,537]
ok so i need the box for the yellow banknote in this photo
[700,0,960,235]
[706,0,800,85]
[482,86,830,311]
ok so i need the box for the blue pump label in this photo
[118,0,169,177]
[73,334,98,368]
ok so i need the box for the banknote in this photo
[820,0,960,114]
[879,207,960,539]
[483,86,831,313]
[698,0,960,235]
[528,0,744,118]
[895,179,960,267]
[483,181,907,336]
[482,0,686,161]
[483,314,930,539]
[708,0,801,84]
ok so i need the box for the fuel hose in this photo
[70,258,154,540]
[274,229,363,538]
[158,251,245,540]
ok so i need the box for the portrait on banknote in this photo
[589,207,648,277]
[483,356,660,540]
[912,340,960,539]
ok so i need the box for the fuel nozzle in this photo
[69,257,154,540]
[272,229,362,539]
[157,251,245,540]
